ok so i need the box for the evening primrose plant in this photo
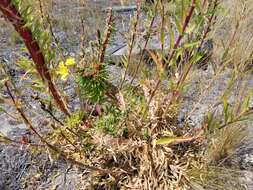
[0,0,252,189]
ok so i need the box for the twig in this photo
[119,0,141,89]
[99,9,114,64]
[130,2,159,85]
[0,133,45,148]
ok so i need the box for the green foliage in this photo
[11,0,55,67]
[65,110,84,129]
[16,56,36,73]
[95,110,122,136]
[77,64,109,103]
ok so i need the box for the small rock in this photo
[8,119,23,126]
[8,127,30,138]
[103,5,137,13]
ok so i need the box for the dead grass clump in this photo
[206,125,247,165]
[88,122,200,189]
[79,85,205,189]
[186,125,248,190]
[188,165,245,190]
[211,0,253,71]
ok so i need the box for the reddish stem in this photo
[0,0,70,116]
[166,0,196,68]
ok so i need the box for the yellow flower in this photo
[56,61,69,81]
[65,57,75,66]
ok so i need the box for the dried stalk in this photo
[119,0,141,89]
[130,1,159,85]
[99,9,114,64]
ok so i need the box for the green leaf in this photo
[153,136,196,146]
[184,41,200,49]
[168,25,175,51]
[241,93,252,113]
[0,106,5,112]
[175,17,183,34]
[121,55,128,68]
[160,28,165,46]
[186,23,196,34]
[223,99,229,124]
[195,0,202,13]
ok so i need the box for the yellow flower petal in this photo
[65,57,75,66]
[57,61,69,81]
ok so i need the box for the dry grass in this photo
[185,125,248,190]
[211,0,253,71]
[206,124,247,165]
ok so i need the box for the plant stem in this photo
[166,0,196,69]
[4,81,116,178]
[99,9,113,65]
[148,0,196,110]
[0,0,71,116]
[119,0,141,89]
[130,1,159,85]
[218,107,253,129]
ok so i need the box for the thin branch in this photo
[99,9,114,64]
[130,1,159,85]
[119,0,141,89]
